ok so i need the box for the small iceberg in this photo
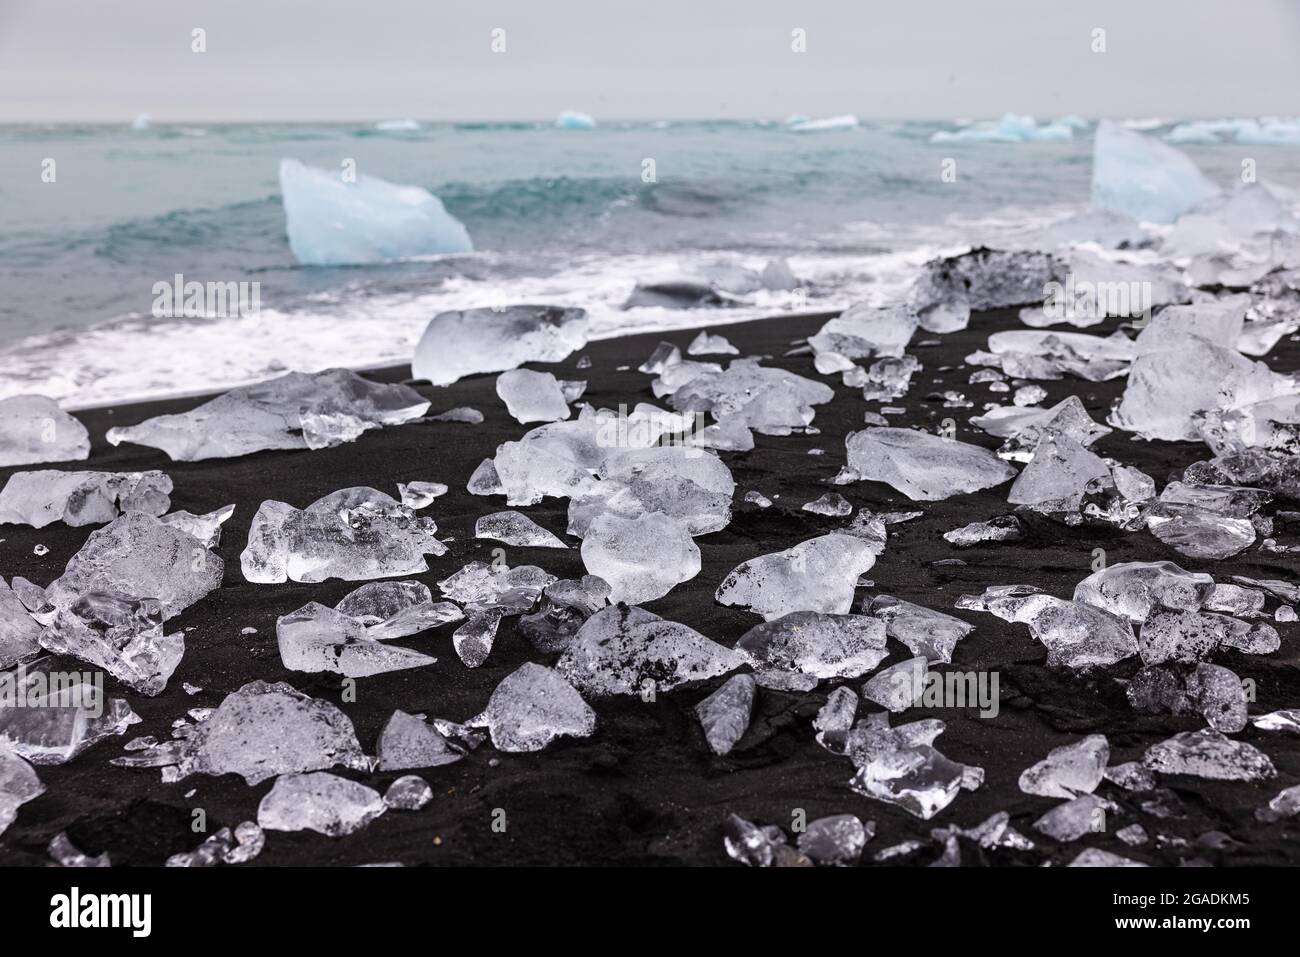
[930,113,1072,143]
[787,114,859,133]
[556,110,596,130]
[1090,121,1220,223]
[279,158,472,266]
[130,113,151,131]
[374,119,421,132]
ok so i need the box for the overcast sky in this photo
[1,0,1297,123]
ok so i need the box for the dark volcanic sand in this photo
[3,308,1300,867]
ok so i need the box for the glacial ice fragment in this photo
[0,395,90,467]
[715,533,880,620]
[802,492,852,517]
[1187,663,1248,733]
[943,515,1023,547]
[397,481,447,509]
[1073,560,1214,622]
[668,362,834,434]
[969,590,1137,669]
[496,369,571,423]
[848,742,978,820]
[412,306,588,386]
[0,578,41,669]
[0,470,171,528]
[1252,709,1300,734]
[1090,121,1221,223]
[866,596,974,664]
[736,612,888,690]
[159,504,235,548]
[258,771,386,836]
[580,512,700,604]
[106,369,429,461]
[276,602,437,677]
[1256,785,1300,822]
[0,743,44,837]
[1069,848,1147,867]
[475,510,568,548]
[814,687,858,753]
[695,674,756,755]
[376,710,464,770]
[469,663,596,752]
[1018,735,1109,798]
[688,331,739,356]
[1142,729,1275,781]
[39,594,183,696]
[384,775,433,811]
[845,427,1016,501]
[280,158,471,265]
[810,304,917,359]
[798,815,871,865]
[861,657,928,712]
[0,661,140,763]
[1033,794,1112,842]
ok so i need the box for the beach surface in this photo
[3,307,1299,867]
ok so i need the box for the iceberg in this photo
[1090,121,1221,223]
[930,113,1073,143]
[556,110,595,129]
[279,158,471,266]
[788,114,859,133]
[0,396,89,467]
[412,305,589,386]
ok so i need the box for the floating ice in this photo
[1090,121,1221,223]
[556,110,595,129]
[280,158,471,266]
[798,815,871,865]
[107,369,430,461]
[276,602,437,677]
[696,674,756,755]
[846,428,1016,501]
[788,114,859,133]
[716,533,880,621]
[1018,735,1109,798]
[557,605,743,696]
[931,113,1073,144]
[0,661,140,764]
[475,510,567,548]
[0,470,171,528]
[580,512,700,604]
[412,306,589,386]
[469,662,596,752]
[865,596,974,664]
[0,396,89,467]
[496,369,571,423]
[1143,729,1275,781]
[736,612,888,690]
[241,487,445,583]
[376,710,465,770]
[0,743,44,837]
[1187,663,1248,733]
[258,771,386,836]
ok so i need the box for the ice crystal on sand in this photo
[384,775,433,811]
[970,395,1111,463]
[0,395,89,467]
[667,361,834,434]
[943,515,1024,547]
[39,594,184,696]
[1033,794,1113,842]
[1018,735,1109,798]
[716,533,881,621]
[412,305,589,386]
[865,597,974,664]
[847,717,982,820]
[695,674,756,755]
[558,605,743,696]
[397,481,447,509]
[0,661,140,764]
[475,510,568,548]
[846,428,1016,501]
[1073,560,1214,622]
[0,743,44,837]
[802,492,852,516]
[810,304,918,358]
[962,588,1137,669]
[107,369,429,461]
[580,512,700,604]
[518,575,611,653]
[468,663,596,752]
[1142,729,1275,781]
[910,248,1068,332]
[0,470,171,528]
[376,710,464,770]
[241,487,445,583]
[496,369,571,423]
[159,504,235,548]
[736,612,888,691]
[798,814,871,865]
[688,330,739,356]
[276,602,437,677]
[861,656,928,712]
[258,772,386,837]
[0,578,41,669]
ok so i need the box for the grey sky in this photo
[1,0,1297,122]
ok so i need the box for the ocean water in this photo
[0,118,1294,408]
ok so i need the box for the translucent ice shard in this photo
[276,602,437,677]
[0,743,44,837]
[580,512,700,604]
[723,813,788,867]
[38,594,184,695]
[518,575,611,653]
[413,305,589,386]
[943,515,1024,547]
[468,662,596,752]
[715,533,880,621]
[911,248,1068,332]
[376,710,465,770]
[810,304,918,359]
[0,395,89,467]
[557,605,743,695]
[969,589,1137,669]
[1073,560,1214,622]
[0,661,140,763]
[384,775,433,811]
[1187,663,1248,733]
[1018,735,1109,798]
[258,771,386,836]
[848,741,978,820]
[984,329,1135,381]
[1142,729,1275,781]
[802,492,852,517]
[1069,848,1147,867]
[0,578,41,669]
[736,612,888,690]
[437,560,554,609]
[1033,794,1112,842]
[496,369,571,423]
[1091,121,1220,223]
[1256,784,1300,823]
[861,656,928,712]
[667,361,834,434]
[1006,434,1111,515]
[475,511,568,548]
[241,487,445,583]
[48,832,110,867]
[688,330,739,356]
[280,158,471,265]
[865,596,974,664]
[970,395,1111,462]
[1138,607,1258,665]
[159,504,235,548]
[107,369,430,461]
[695,674,756,755]
[163,680,368,784]
[846,427,1016,501]
[0,470,171,528]
[814,687,858,753]
[1253,709,1300,734]
[798,814,871,865]
[398,481,447,509]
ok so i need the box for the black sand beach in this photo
[3,307,1299,867]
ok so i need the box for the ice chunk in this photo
[1144,729,1276,781]
[810,304,917,359]
[397,482,447,509]
[846,427,1016,501]
[814,687,858,753]
[930,113,1072,143]
[1257,785,1300,823]
[1019,735,1109,798]
[556,110,595,129]
[1187,663,1248,733]
[971,397,1112,462]
[0,470,171,529]
[848,738,980,820]
[910,249,1067,333]
[943,515,1024,547]
[413,305,588,386]
[280,158,471,265]
[437,560,554,609]
[984,328,1136,381]
[722,813,789,867]
[1090,121,1220,223]
[736,612,888,690]
[861,656,928,712]
[580,512,700,604]
[1137,607,1256,666]
[107,369,429,461]
[668,362,834,434]
[1006,434,1110,514]
[968,590,1137,669]
[496,369,571,423]
[0,743,44,837]
[802,492,852,517]
[0,578,41,669]
[1105,761,1157,791]
[376,710,464,770]
[1033,794,1112,842]
[159,504,235,549]
[0,396,89,467]
[469,663,596,752]
[1253,709,1300,734]
[0,661,140,763]
[259,771,386,836]
[276,602,437,677]
[865,596,974,664]
[384,775,433,811]
[557,605,743,696]
[788,114,859,133]
[518,575,611,653]
[695,674,756,755]
[38,594,184,695]
[48,832,111,868]
[1073,560,1214,622]
[475,510,567,548]
[798,815,871,865]
[241,487,445,583]
[715,533,880,621]
[1069,848,1147,867]
[688,330,739,356]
